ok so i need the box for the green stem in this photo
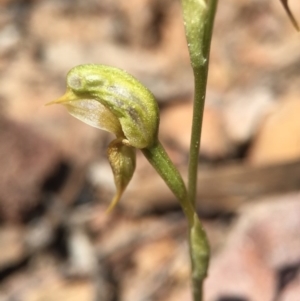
[189,214,210,301]
[188,66,207,206]
[142,140,195,226]
[143,2,217,300]
[188,0,218,207]
[194,281,203,301]
[188,63,209,301]
[182,1,218,300]
[143,143,210,301]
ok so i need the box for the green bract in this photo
[106,139,136,213]
[181,0,208,68]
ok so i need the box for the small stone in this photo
[248,96,300,165]
[205,243,275,301]
[223,87,275,145]
[25,280,94,301]
[0,118,62,222]
[205,193,300,301]
[0,24,20,55]
[279,273,300,301]
[0,226,25,270]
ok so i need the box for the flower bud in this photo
[181,0,208,68]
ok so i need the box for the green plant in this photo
[48,1,298,300]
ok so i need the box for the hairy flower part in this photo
[50,64,160,149]
[106,139,136,213]
[48,93,124,137]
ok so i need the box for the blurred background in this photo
[0,0,300,300]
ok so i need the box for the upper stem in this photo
[188,66,207,206]
[187,0,218,207]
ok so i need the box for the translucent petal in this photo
[63,99,123,137]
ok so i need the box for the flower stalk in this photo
[181,0,218,300]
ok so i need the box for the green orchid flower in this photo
[47,64,195,218]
